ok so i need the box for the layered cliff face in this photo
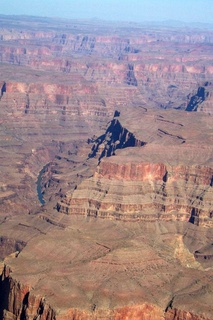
[57,108,213,227]
[185,82,213,114]
[0,16,213,320]
[0,75,108,121]
[0,15,213,115]
[88,117,145,161]
[1,219,213,320]
[60,159,212,226]
[58,164,213,226]
[0,265,56,320]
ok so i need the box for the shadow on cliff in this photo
[88,112,146,162]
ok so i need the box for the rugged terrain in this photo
[0,15,212,320]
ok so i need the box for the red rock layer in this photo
[97,161,213,185]
[1,265,211,320]
[97,162,167,181]
[0,265,56,320]
[58,160,213,227]
[1,16,213,113]
[165,309,212,320]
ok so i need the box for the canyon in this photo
[0,15,212,320]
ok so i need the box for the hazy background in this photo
[1,0,213,24]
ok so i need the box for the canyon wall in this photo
[58,158,213,227]
[0,265,56,320]
[0,16,212,320]
[0,15,213,114]
[57,111,213,227]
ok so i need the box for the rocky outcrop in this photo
[57,107,213,227]
[194,82,213,115]
[0,265,56,320]
[1,220,212,320]
[57,160,213,226]
[2,264,210,320]
[165,309,212,320]
[0,15,213,115]
[185,82,211,112]
[88,117,145,161]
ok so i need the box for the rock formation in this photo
[1,219,213,320]
[0,15,213,115]
[57,108,213,228]
[88,117,145,161]
[0,15,212,320]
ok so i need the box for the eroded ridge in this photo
[58,157,213,226]
[1,220,213,320]
[57,108,213,227]
[88,116,146,162]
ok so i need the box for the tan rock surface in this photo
[58,108,213,227]
[1,218,213,319]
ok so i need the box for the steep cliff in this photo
[88,117,145,161]
[1,219,212,320]
[0,265,56,320]
[57,108,213,227]
[58,158,213,226]
[0,15,213,115]
[185,82,213,114]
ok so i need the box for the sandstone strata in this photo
[0,15,213,114]
[1,219,213,320]
[58,108,213,227]
[0,15,212,320]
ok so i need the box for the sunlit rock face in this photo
[0,15,212,320]
[57,108,213,227]
[0,15,213,115]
